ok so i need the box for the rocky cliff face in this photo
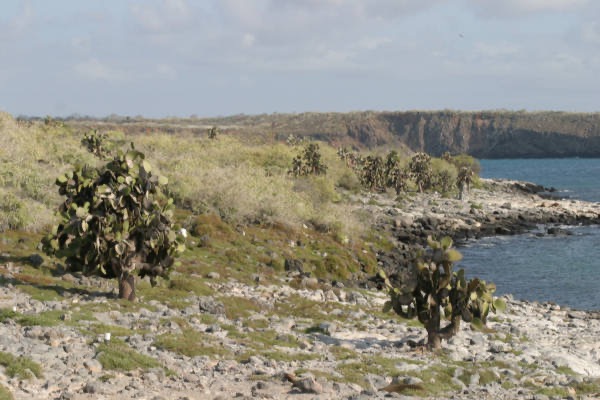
[346,111,600,158]
[62,110,600,158]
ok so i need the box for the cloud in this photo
[580,21,600,44]
[10,0,34,33]
[155,63,177,79]
[1,0,34,39]
[130,0,194,33]
[474,41,520,58]
[74,58,125,82]
[468,0,590,18]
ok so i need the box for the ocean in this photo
[457,158,600,311]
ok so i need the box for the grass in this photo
[153,329,232,359]
[96,339,161,371]
[0,351,42,379]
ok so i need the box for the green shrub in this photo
[0,351,42,379]
[0,192,28,231]
[96,340,161,371]
[430,158,458,195]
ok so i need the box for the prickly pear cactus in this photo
[81,130,109,158]
[381,236,505,349]
[42,145,186,300]
[408,152,432,192]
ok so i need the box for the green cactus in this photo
[207,126,219,139]
[42,145,186,301]
[359,155,385,191]
[289,143,327,176]
[408,152,433,193]
[381,237,504,349]
[81,130,110,158]
[457,166,474,200]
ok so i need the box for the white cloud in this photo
[130,0,193,33]
[357,37,392,50]
[581,21,600,44]
[242,33,255,47]
[10,0,34,33]
[474,41,519,58]
[74,58,125,82]
[156,63,177,79]
[469,0,589,17]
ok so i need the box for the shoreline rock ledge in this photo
[371,178,600,282]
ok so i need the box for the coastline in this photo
[1,178,600,399]
[371,178,600,290]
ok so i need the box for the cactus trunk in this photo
[118,273,136,301]
[426,314,462,350]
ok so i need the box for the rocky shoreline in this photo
[370,178,600,282]
[1,179,600,399]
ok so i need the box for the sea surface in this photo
[457,158,600,311]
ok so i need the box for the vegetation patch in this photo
[0,351,42,379]
[96,339,161,371]
[154,329,232,359]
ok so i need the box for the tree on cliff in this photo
[42,146,186,301]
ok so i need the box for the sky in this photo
[1,0,600,118]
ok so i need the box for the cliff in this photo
[61,110,600,158]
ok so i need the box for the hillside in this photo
[2,111,600,398]
[58,110,600,158]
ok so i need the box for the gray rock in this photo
[198,297,225,315]
[83,382,101,394]
[291,375,323,394]
[84,359,103,373]
[469,333,486,346]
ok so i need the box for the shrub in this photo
[430,158,458,195]
[0,192,28,231]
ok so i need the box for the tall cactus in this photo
[380,237,505,349]
[408,152,433,193]
[42,145,186,301]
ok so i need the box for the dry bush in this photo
[0,111,364,238]
[0,113,95,232]
[134,133,365,237]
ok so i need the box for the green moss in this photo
[329,345,359,361]
[411,364,461,396]
[219,296,262,319]
[79,323,139,338]
[96,339,161,371]
[154,329,231,358]
[167,277,213,296]
[0,308,64,327]
[0,352,42,379]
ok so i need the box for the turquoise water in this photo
[457,159,600,310]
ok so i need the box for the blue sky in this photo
[1,0,599,117]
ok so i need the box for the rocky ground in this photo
[1,179,600,400]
